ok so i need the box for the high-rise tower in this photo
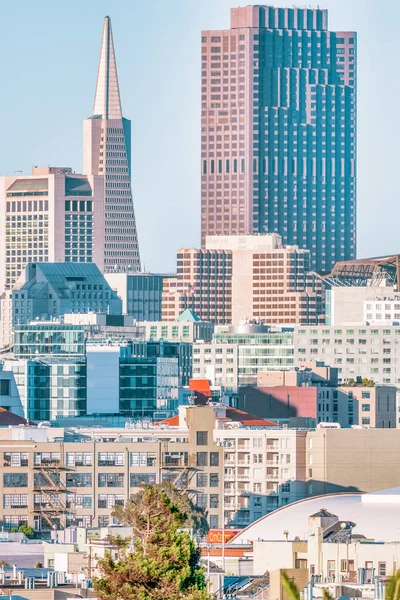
[84,16,141,272]
[201,6,356,273]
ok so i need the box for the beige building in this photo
[162,234,322,325]
[0,167,105,296]
[307,427,400,496]
[0,405,223,534]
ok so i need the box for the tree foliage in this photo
[386,569,400,599]
[93,485,212,600]
[112,483,209,538]
[18,525,34,538]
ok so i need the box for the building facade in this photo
[105,272,174,320]
[0,262,122,349]
[0,167,105,296]
[4,326,192,420]
[83,16,140,272]
[193,324,400,394]
[201,5,357,272]
[163,234,322,325]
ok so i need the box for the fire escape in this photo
[31,447,70,531]
[160,441,198,495]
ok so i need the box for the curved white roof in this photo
[229,489,400,545]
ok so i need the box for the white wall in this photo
[86,346,120,414]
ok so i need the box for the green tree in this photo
[0,561,9,567]
[93,485,212,600]
[18,525,34,538]
[112,483,209,539]
[386,569,400,599]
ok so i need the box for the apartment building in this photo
[193,323,295,391]
[238,366,397,428]
[294,325,400,385]
[162,234,322,325]
[193,324,400,392]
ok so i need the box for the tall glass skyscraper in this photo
[201,5,356,273]
[83,16,141,272]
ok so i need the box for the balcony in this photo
[266,473,279,481]
[237,474,250,481]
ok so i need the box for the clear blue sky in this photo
[0,1,398,272]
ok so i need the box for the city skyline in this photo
[0,0,396,272]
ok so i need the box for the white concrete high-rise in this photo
[83,16,141,273]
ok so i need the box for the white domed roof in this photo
[229,488,400,545]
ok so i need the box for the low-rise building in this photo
[237,365,396,428]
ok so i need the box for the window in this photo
[98,452,124,467]
[196,452,208,467]
[98,495,124,509]
[3,494,28,508]
[0,380,10,395]
[66,473,92,488]
[210,473,219,487]
[34,452,60,466]
[210,494,219,509]
[197,494,208,508]
[341,559,347,572]
[66,452,92,467]
[361,391,370,399]
[4,453,28,467]
[130,473,156,487]
[378,562,386,576]
[130,452,157,467]
[210,452,219,467]
[362,417,370,425]
[4,473,28,487]
[196,431,208,446]
[98,473,124,488]
[196,473,208,487]
[362,404,370,412]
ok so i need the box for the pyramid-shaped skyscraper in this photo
[83,16,141,272]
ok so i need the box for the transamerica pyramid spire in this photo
[83,16,141,272]
[93,16,123,119]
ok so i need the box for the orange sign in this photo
[206,529,239,544]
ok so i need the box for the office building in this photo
[163,234,322,325]
[193,323,295,391]
[201,6,357,272]
[83,16,140,272]
[0,167,105,295]
[0,262,122,349]
[4,324,192,420]
[105,272,175,321]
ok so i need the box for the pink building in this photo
[201,6,357,273]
